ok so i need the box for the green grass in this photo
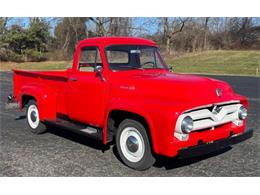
[1,50,260,76]
[0,61,71,71]
[166,50,260,76]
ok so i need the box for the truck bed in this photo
[13,69,69,115]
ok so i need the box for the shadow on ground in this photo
[47,124,110,152]
[153,147,232,170]
[46,121,233,171]
[112,143,232,170]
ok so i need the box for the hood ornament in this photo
[212,105,222,115]
[216,88,222,97]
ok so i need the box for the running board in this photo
[45,118,103,140]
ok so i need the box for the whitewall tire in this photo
[116,119,155,170]
[26,100,46,134]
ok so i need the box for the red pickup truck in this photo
[9,37,253,170]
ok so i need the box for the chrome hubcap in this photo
[30,111,37,122]
[120,127,145,163]
[27,105,39,129]
[126,136,139,153]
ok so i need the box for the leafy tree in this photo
[4,25,27,54]
[0,18,51,62]
[27,18,50,52]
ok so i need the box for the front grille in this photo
[176,102,242,132]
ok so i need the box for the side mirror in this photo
[94,65,105,81]
[94,65,104,73]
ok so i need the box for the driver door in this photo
[68,46,106,127]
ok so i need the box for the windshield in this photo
[105,45,168,71]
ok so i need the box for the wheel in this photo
[116,119,155,170]
[26,100,46,134]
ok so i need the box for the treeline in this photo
[0,18,50,62]
[0,17,259,62]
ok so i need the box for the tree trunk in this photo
[166,37,171,55]
[163,18,169,45]
[95,17,105,37]
[203,17,209,50]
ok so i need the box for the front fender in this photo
[104,98,176,154]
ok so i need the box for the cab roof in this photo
[77,36,156,47]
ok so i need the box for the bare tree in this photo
[107,17,132,36]
[162,17,189,54]
[131,18,158,36]
[89,17,110,36]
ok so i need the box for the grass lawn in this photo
[1,50,260,76]
[0,61,71,71]
[166,50,260,76]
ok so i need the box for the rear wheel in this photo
[116,119,155,170]
[26,100,46,134]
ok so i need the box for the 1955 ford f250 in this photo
[8,37,253,170]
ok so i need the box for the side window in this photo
[79,47,102,72]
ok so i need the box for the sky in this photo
[5,17,260,37]
[5,17,160,35]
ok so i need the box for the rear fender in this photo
[20,85,57,121]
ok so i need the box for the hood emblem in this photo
[216,88,222,97]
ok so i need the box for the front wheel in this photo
[116,119,155,170]
[26,100,46,134]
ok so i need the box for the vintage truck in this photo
[9,37,253,170]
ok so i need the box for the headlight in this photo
[238,105,247,120]
[181,116,193,134]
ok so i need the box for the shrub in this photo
[23,49,47,62]
[7,51,25,62]
[0,48,9,61]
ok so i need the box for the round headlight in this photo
[181,116,193,134]
[238,105,247,120]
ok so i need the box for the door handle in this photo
[70,77,78,81]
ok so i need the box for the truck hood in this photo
[111,71,236,107]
